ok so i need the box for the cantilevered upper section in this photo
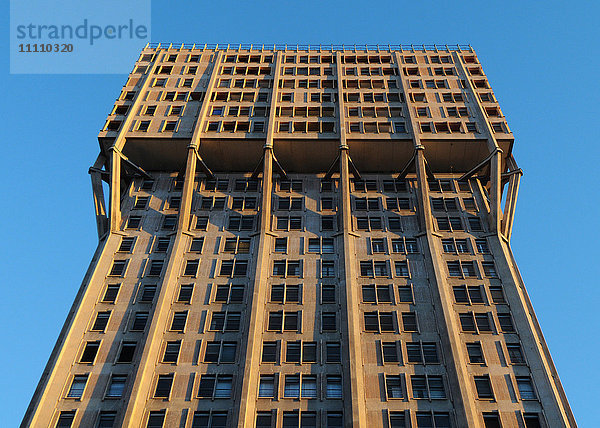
[98,43,513,174]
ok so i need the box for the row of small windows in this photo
[343,79,401,90]
[220,66,272,75]
[100,280,418,311]
[123,210,480,235]
[277,92,337,102]
[77,316,521,364]
[277,79,336,90]
[351,178,471,193]
[53,408,545,428]
[61,372,536,405]
[136,176,427,195]
[210,91,270,102]
[135,177,260,193]
[280,66,335,76]
[218,78,273,88]
[276,121,336,134]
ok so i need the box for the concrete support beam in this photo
[89,154,109,239]
[237,147,274,427]
[339,148,367,428]
[109,149,122,232]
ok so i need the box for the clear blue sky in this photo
[1,1,597,426]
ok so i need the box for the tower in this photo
[22,44,576,428]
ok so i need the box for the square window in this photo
[67,375,88,398]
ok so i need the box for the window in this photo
[162,215,177,230]
[361,284,392,303]
[308,237,334,253]
[106,375,127,398]
[398,285,413,303]
[364,311,396,332]
[193,216,208,231]
[109,260,127,276]
[79,341,100,364]
[209,311,241,332]
[321,216,335,231]
[447,261,477,278]
[482,262,498,278]
[256,412,273,428]
[468,217,483,231]
[506,343,525,364]
[56,411,75,428]
[406,342,439,364]
[453,285,484,304]
[327,412,343,428]
[388,218,402,231]
[102,284,120,303]
[214,284,244,303]
[273,260,302,277]
[359,260,389,277]
[371,238,386,253]
[219,260,248,277]
[204,341,237,363]
[326,375,342,398]
[262,342,278,363]
[131,312,149,331]
[321,261,336,278]
[402,312,418,332]
[436,216,463,231]
[267,311,300,332]
[97,412,117,428]
[411,375,446,399]
[321,284,336,303]
[474,375,494,399]
[191,412,228,428]
[140,285,157,303]
[523,414,542,428]
[183,259,199,277]
[415,412,451,428]
[273,237,288,253]
[148,259,164,276]
[163,341,181,363]
[466,342,485,364]
[270,284,301,303]
[146,411,165,428]
[152,237,170,253]
[322,312,337,331]
[223,237,251,254]
[116,342,136,363]
[67,375,88,398]
[153,374,173,398]
[170,311,188,332]
[198,374,233,398]
[118,238,136,254]
[258,375,275,398]
[389,412,407,428]
[497,313,515,332]
[356,216,383,231]
[459,312,493,333]
[382,342,400,363]
[276,216,302,231]
[395,261,410,277]
[483,414,502,428]
[326,342,341,363]
[91,311,110,331]
[475,239,490,254]
[385,375,403,399]
[187,237,204,253]
[284,375,300,398]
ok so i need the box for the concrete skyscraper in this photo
[22,44,576,428]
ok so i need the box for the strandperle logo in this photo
[10,0,150,74]
[15,19,148,45]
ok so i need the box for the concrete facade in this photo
[22,44,576,428]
